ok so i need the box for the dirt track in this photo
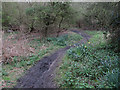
[15,30,91,88]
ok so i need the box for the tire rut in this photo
[15,30,91,88]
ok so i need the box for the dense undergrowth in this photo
[57,31,120,88]
[2,31,82,88]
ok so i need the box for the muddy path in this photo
[15,29,91,88]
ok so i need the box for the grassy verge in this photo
[2,31,82,88]
[85,30,106,46]
[56,30,119,88]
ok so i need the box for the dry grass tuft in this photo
[2,32,36,64]
[2,29,69,64]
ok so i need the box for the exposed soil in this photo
[15,29,91,88]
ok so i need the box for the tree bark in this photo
[29,19,35,32]
[44,26,48,37]
[57,16,64,37]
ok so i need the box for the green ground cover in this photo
[56,30,119,88]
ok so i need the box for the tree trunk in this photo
[30,20,34,33]
[57,16,64,37]
[44,26,48,37]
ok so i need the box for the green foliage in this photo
[2,2,75,36]
[46,33,82,46]
[46,35,68,46]
[2,69,9,76]
[58,43,119,88]
[57,30,119,88]
[67,44,87,61]
[83,3,117,28]
[35,2,74,36]
[26,7,35,16]
[82,2,120,52]
[54,35,68,46]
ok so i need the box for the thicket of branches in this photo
[88,2,120,52]
[2,2,74,37]
[73,2,120,52]
[2,2,120,51]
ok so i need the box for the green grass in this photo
[56,30,120,88]
[85,30,106,46]
[85,30,99,35]
[66,32,83,45]
[2,31,82,88]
